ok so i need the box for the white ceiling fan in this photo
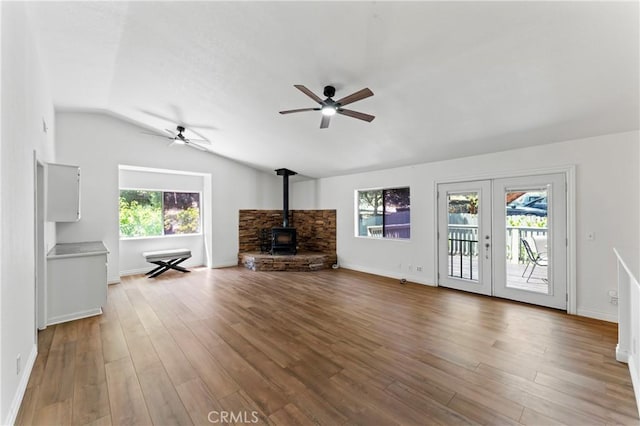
[142,125,211,151]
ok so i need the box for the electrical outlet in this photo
[587,232,595,241]
[16,354,21,375]
[416,266,423,272]
[408,264,413,272]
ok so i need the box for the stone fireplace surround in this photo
[238,209,337,271]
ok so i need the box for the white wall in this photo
[292,131,640,322]
[55,112,282,283]
[1,2,56,423]
[119,167,208,275]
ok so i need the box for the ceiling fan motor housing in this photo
[323,85,336,98]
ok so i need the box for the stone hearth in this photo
[238,209,337,272]
[239,251,337,272]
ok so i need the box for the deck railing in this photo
[447,225,548,279]
[449,238,478,280]
[448,225,547,260]
[366,223,410,239]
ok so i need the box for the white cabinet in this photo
[47,242,108,325]
[46,163,80,222]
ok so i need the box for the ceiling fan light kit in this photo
[321,106,337,116]
[280,84,375,129]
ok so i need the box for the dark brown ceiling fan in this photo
[279,85,375,129]
[142,125,211,151]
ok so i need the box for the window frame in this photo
[355,186,411,241]
[119,187,203,240]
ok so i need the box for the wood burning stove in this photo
[271,227,297,255]
[272,168,298,255]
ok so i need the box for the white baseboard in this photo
[120,263,238,277]
[4,344,37,426]
[47,308,103,326]
[119,267,150,277]
[119,260,232,277]
[617,344,629,363]
[576,308,618,323]
[339,262,436,287]
[628,354,640,418]
[337,266,620,324]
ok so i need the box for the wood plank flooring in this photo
[16,267,639,425]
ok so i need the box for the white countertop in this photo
[47,241,109,259]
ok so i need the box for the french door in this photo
[437,174,567,310]
[437,180,492,295]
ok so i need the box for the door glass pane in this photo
[505,189,549,293]
[447,192,479,281]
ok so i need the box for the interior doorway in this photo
[437,173,567,310]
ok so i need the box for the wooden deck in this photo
[448,255,549,293]
[16,266,637,425]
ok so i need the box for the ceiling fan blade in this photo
[186,128,211,141]
[335,88,374,107]
[186,139,211,144]
[320,114,331,129]
[186,141,208,152]
[279,108,319,115]
[141,131,171,139]
[170,105,185,126]
[140,109,174,122]
[294,85,323,104]
[140,110,218,132]
[338,109,375,122]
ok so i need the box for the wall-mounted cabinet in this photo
[46,163,80,222]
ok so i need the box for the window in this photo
[357,187,410,239]
[119,189,201,238]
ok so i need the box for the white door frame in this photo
[434,165,576,314]
[34,153,47,331]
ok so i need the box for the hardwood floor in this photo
[16,267,639,425]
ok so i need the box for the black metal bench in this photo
[142,248,192,278]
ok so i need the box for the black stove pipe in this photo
[275,168,297,227]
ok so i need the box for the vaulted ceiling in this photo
[27,1,639,178]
